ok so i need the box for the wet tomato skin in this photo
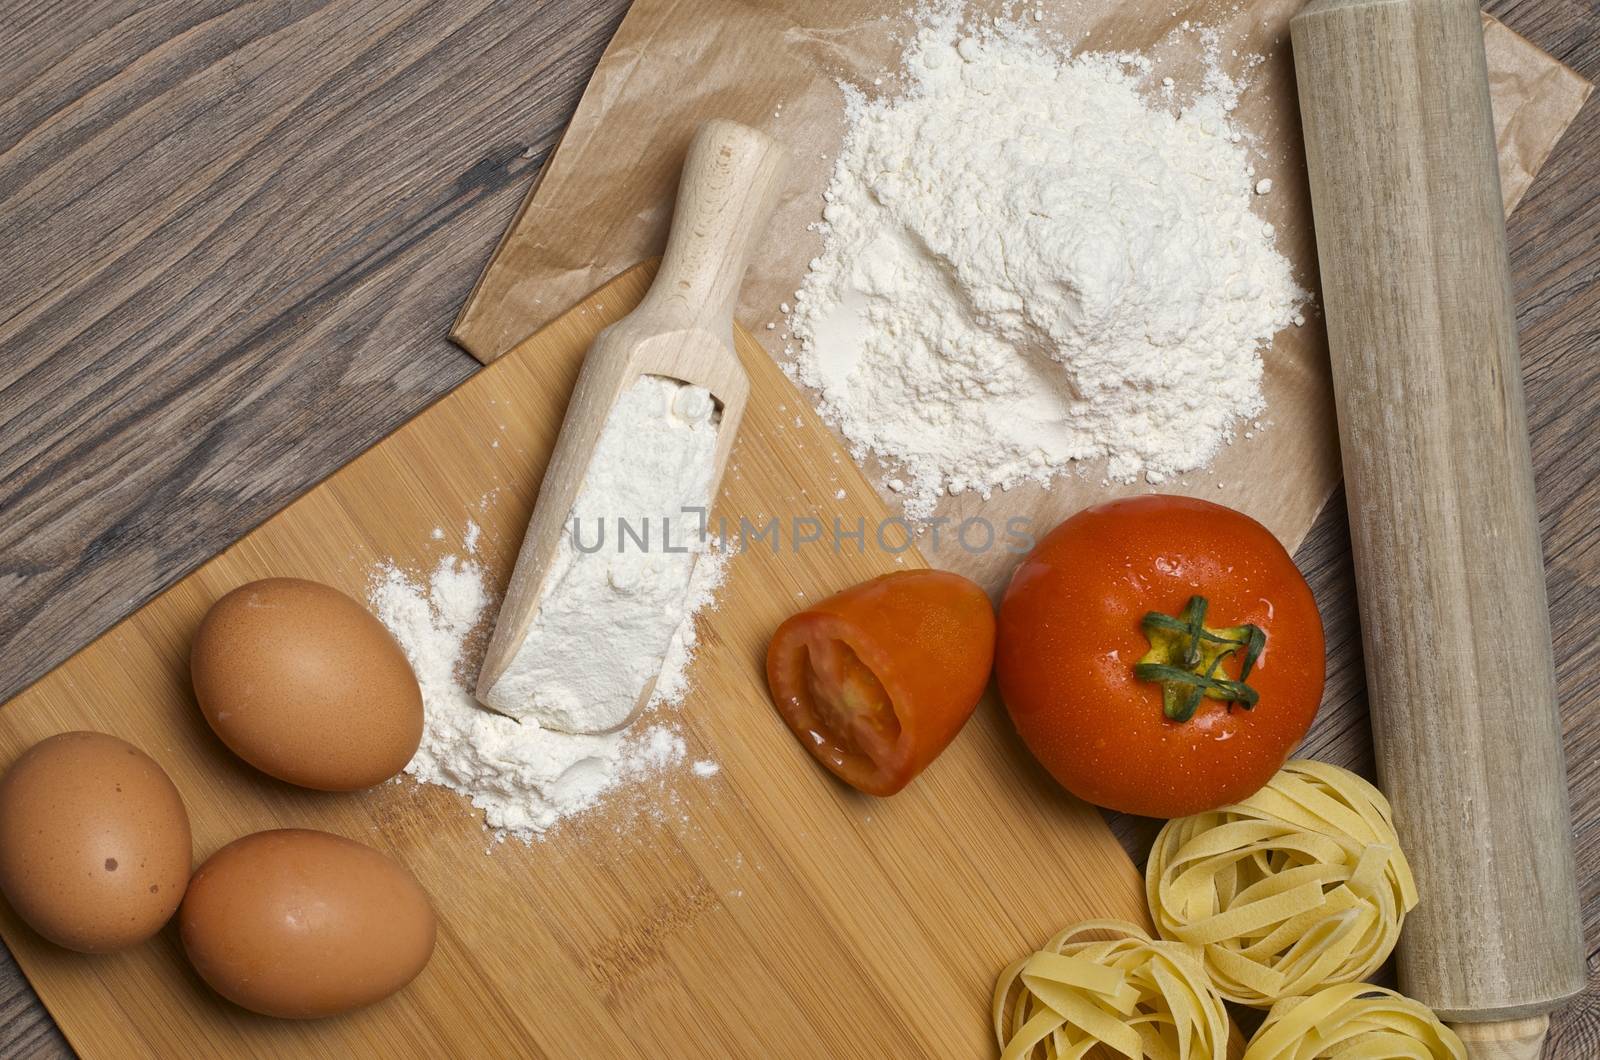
[996,495,1325,818]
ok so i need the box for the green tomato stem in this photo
[1133,595,1265,722]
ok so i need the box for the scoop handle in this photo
[647,119,788,328]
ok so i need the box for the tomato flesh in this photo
[804,637,902,760]
[790,632,905,789]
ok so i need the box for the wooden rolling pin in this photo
[1291,1,1585,1055]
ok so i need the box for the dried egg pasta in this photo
[993,919,1228,1060]
[1146,760,1417,1005]
[1243,983,1465,1059]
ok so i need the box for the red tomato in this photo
[766,570,995,796]
[996,496,1324,817]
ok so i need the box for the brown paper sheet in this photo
[1483,15,1593,208]
[452,0,1591,590]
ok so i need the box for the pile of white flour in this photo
[790,9,1304,518]
[370,516,727,841]
[481,375,721,733]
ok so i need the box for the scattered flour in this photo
[370,515,727,842]
[481,376,721,733]
[650,545,729,708]
[791,5,1304,518]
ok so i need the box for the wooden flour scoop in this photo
[475,120,786,732]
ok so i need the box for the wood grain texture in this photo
[0,0,633,703]
[1456,1016,1553,1060]
[0,265,1149,1058]
[0,0,1595,1057]
[1291,63,1600,1060]
[0,2,635,1051]
[1293,0,1583,1027]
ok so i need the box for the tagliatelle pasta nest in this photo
[1146,759,1417,1006]
[1243,983,1466,1059]
[993,920,1229,1060]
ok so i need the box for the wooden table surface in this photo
[0,1,1594,1056]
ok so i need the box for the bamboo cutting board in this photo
[0,264,1147,1058]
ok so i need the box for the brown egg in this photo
[179,829,435,1018]
[191,578,422,791]
[0,732,192,953]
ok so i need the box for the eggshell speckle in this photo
[191,578,422,791]
[179,829,435,1018]
[0,732,191,953]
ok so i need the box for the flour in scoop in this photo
[791,7,1305,518]
[481,375,722,733]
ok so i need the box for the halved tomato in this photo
[765,570,995,796]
